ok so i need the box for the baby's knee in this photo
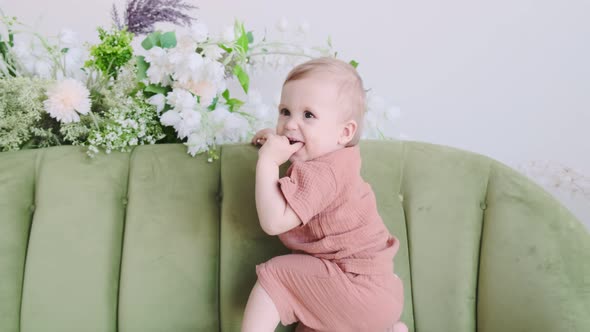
[388,321,408,332]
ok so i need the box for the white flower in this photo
[160,110,182,127]
[43,78,91,123]
[209,106,250,144]
[191,23,209,43]
[203,45,224,61]
[173,58,226,105]
[174,30,199,54]
[276,17,289,32]
[161,89,204,139]
[147,94,166,113]
[175,109,202,139]
[186,131,211,156]
[144,47,173,85]
[182,80,217,106]
[166,89,197,113]
[170,51,204,84]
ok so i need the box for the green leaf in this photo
[222,89,230,101]
[218,43,233,53]
[159,31,177,49]
[145,84,168,95]
[61,48,69,54]
[236,24,249,53]
[233,64,249,94]
[227,98,244,112]
[208,96,219,111]
[136,56,149,81]
[141,32,161,50]
[246,31,254,43]
[220,89,244,112]
[0,41,8,58]
[349,60,359,68]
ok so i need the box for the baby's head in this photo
[277,57,367,162]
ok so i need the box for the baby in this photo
[242,57,407,332]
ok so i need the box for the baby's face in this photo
[276,73,351,162]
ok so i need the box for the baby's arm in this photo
[255,134,303,235]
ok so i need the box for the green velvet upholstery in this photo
[1,141,588,332]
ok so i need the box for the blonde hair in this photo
[283,57,366,146]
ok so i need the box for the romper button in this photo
[398,194,404,202]
[480,202,487,210]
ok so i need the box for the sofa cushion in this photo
[117,144,220,332]
[0,149,36,332]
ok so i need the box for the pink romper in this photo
[256,146,404,332]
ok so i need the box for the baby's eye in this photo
[304,111,315,119]
[280,108,290,116]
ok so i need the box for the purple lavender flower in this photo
[112,0,198,35]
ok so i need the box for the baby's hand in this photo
[258,134,304,166]
[251,128,275,146]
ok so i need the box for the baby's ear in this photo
[339,120,358,146]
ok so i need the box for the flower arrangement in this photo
[0,1,402,161]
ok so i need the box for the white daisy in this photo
[43,78,91,123]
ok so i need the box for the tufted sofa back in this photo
[1,141,588,332]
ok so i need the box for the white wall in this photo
[2,0,589,228]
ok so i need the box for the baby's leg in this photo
[241,280,281,332]
[385,321,409,332]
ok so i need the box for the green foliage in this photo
[0,15,18,77]
[85,27,134,79]
[233,64,249,94]
[141,31,178,50]
[82,96,166,156]
[0,77,58,151]
[221,89,244,112]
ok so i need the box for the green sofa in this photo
[1,141,588,332]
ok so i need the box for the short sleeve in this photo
[278,160,338,224]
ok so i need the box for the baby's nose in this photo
[285,118,298,129]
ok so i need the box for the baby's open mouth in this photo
[288,138,303,145]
